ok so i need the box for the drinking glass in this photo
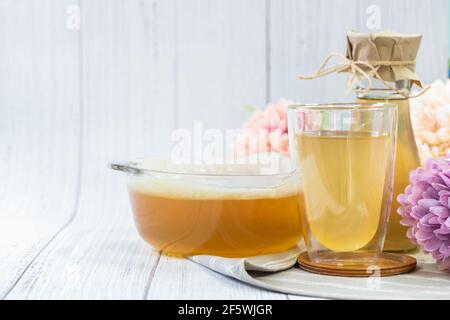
[288,103,397,266]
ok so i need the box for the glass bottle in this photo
[356,80,419,252]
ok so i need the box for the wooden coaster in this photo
[297,252,417,277]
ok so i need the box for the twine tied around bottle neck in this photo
[298,52,429,99]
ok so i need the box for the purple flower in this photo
[398,156,450,272]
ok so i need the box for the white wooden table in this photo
[0,180,309,300]
[0,0,447,300]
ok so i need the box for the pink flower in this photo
[236,99,294,156]
[411,80,450,160]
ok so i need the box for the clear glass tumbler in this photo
[288,103,398,266]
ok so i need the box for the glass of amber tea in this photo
[111,157,304,257]
[288,103,397,266]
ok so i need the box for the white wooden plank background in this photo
[270,0,360,103]
[175,0,268,130]
[0,0,81,299]
[0,0,448,299]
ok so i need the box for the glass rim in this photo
[288,102,397,111]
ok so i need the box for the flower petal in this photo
[418,199,441,208]
[423,237,442,252]
[430,206,449,218]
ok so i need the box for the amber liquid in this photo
[358,98,419,251]
[129,183,303,257]
[298,132,390,252]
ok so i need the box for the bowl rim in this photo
[110,159,298,178]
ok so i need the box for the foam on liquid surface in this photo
[128,155,300,200]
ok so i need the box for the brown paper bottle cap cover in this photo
[345,31,423,88]
[298,30,427,97]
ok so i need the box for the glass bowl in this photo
[111,157,304,257]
